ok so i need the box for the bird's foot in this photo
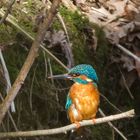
[74,121,81,129]
[92,118,96,124]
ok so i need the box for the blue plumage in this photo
[69,64,98,82]
[65,64,98,110]
[65,95,72,110]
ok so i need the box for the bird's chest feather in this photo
[70,83,99,99]
[69,83,99,117]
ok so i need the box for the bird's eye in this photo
[70,73,80,77]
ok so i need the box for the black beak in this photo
[48,74,72,80]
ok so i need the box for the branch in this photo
[0,109,134,138]
[116,44,140,62]
[56,13,75,68]
[0,93,23,140]
[61,0,77,12]
[0,0,61,124]
[0,0,15,24]
[100,93,122,112]
[118,65,134,99]
[0,9,68,71]
[100,94,127,139]
[0,49,15,112]
[99,108,127,140]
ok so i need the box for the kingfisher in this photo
[49,64,100,126]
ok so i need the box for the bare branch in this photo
[61,0,77,12]
[56,13,74,68]
[99,108,127,140]
[0,49,15,112]
[118,65,134,99]
[0,93,23,140]
[100,93,122,112]
[0,0,61,124]
[0,109,135,138]
[117,44,140,62]
[0,9,68,71]
[0,0,15,24]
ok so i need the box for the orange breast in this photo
[68,82,100,123]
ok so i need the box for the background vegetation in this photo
[0,0,139,140]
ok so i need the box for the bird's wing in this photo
[65,92,72,110]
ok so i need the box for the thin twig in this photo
[43,51,48,79]
[118,66,134,99]
[1,122,7,134]
[0,0,61,124]
[116,44,140,62]
[61,0,77,12]
[57,13,70,43]
[0,49,15,112]
[112,129,115,140]
[0,109,135,138]
[41,46,68,70]
[91,7,109,18]
[48,0,70,43]
[100,93,122,112]
[0,93,22,140]
[99,108,128,140]
[0,0,15,24]
[56,13,75,68]
[48,58,54,84]
[29,64,38,112]
[0,9,69,71]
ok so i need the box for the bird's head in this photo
[49,64,98,84]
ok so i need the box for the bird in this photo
[49,64,100,127]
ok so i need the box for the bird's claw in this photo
[75,121,81,129]
[92,118,96,124]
